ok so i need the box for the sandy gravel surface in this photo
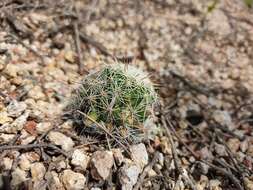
[0,0,253,189]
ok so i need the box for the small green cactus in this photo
[68,63,157,145]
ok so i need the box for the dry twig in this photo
[73,4,89,75]
[0,143,69,157]
[79,33,112,57]
[162,113,244,190]
[162,116,197,190]
[201,160,244,190]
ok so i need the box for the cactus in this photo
[68,63,157,145]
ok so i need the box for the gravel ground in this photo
[0,0,253,190]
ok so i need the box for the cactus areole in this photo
[68,63,157,145]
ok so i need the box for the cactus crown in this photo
[68,63,157,145]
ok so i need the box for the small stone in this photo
[209,179,221,189]
[10,111,30,132]
[237,152,246,162]
[143,117,161,140]
[208,97,222,108]
[185,27,192,35]
[65,51,76,63]
[244,177,253,190]
[30,162,46,180]
[0,133,15,143]
[28,85,45,100]
[214,143,227,156]
[240,140,248,153]
[200,147,213,160]
[213,110,234,130]
[113,148,124,166]
[56,160,67,172]
[130,143,148,169]
[247,144,253,157]
[61,170,86,190]
[11,167,28,187]
[155,163,162,170]
[91,188,101,190]
[119,162,141,190]
[189,156,195,163]
[3,64,19,78]
[199,162,209,175]
[29,13,48,25]
[2,157,13,170]
[0,111,13,125]
[233,130,244,140]
[48,131,74,151]
[174,179,185,190]
[148,169,157,177]
[182,157,190,165]
[199,175,209,185]
[33,180,47,190]
[19,154,32,171]
[90,150,114,180]
[45,171,64,190]
[7,100,27,117]
[20,130,36,145]
[207,9,231,37]
[71,149,90,170]
[60,120,73,129]
[160,136,172,154]
[36,122,52,134]
[158,152,164,166]
[196,175,209,190]
[227,138,240,153]
[18,152,40,171]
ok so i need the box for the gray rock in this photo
[207,9,231,37]
[71,149,90,170]
[143,117,161,140]
[119,162,141,190]
[18,152,40,171]
[61,170,86,190]
[10,111,30,132]
[30,162,46,180]
[130,143,148,169]
[213,110,234,130]
[45,171,64,190]
[11,167,28,187]
[209,179,221,188]
[199,162,209,175]
[0,133,15,143]
[20,130,36,145]
[33,180,47,190]
[7,100,27,118]
[214,143,227,157]
[36,122,52,134]
[227,138,240,153]
[28,85,46,100]
[91,188,101,190]
[48,131,74,151]
[158,152,164,166]
[2,157,13,170]
[240,140,249,153]
[90,151,114,180]
[113,148,124,166]
[0,111,13,125]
